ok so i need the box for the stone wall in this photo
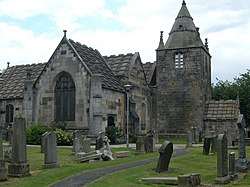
[30,42,90,128]
[156,47,211,134]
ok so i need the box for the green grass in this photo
[87,147,250,187]
[1,145,250,187]
[1,146,158,187]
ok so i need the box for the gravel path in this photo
[48,148,189,187]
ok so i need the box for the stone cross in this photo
[0,124,7,181]
[8,117,30,177]
[43,131,59,168]
[235,114,248,172]
[203,137,211,155]
[215,134,230,184]
[156,141,173,173]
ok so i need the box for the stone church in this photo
[0,1,213,137]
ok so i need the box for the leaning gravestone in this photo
[0,124,7,181]
[203,137,211,155]
[43,131,59,168]
[8,117,31,177]
[215,134,230,184]
[156,141,173,173]
[235,114,248,172]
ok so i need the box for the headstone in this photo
[72,137,82,154]
[191,127,197,143]
[41,131,48,153]
[203,137,211,155]
[229,152,237,180]
[135,135,145,154]
[235,114,248,172]
[73,130,83,141]
[210,135,218,153]
[144,132,155,153]
[178,173,201,187]
[95,132,104,150]
[100,136,113,161]
[198,130,203,143]
[215,134,230,184]
[82,138,91,153]
[75,150,102,162]
[0,124,7,181]
[186,131,193,148]
[43,131,59,168]
[8,117,31,177]
[156,141,173,173]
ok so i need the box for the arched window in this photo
[54,72,76,121]
[6,104,14,124]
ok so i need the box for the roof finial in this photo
[205,38,209,51]
[157,31,164,50]
[63,30,67,37]
[7,62,10,68]
[182,0,186,5]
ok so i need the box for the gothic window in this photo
[5,104,14,124]
[54,72,76,121]
[175,53,184,69]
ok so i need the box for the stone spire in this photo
[157,31,164,50]
[164,1,204,49]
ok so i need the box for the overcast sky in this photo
[0,0,249,83]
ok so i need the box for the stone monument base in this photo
[235,158,248,172]
[8,163,31,177]
[0,167,7,181]
[42,163,59,169]
[215,175,230,184]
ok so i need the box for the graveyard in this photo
[0,120,250,187]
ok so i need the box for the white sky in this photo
[0,0,249,83]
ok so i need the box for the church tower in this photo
[156,0,211,135]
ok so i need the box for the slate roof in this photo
[104,53,135,77]
[0,63,46,99]
[204,100,240,120]
[68,39,124,92]
[142,62,156,85]
[164,1,205,50]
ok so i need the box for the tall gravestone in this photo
[210,135,218,154]
[235,114,248,172]
[41,131,48,153]
[95,132,104,150]
[144,133,155,153]
[82,138,91,153]
[156,141,173,173]
[215,134,230,184]
[8,117,30,177]
[186,131,193,148]
[191,127,197,143]
[72,137,82,154]
[0,124,7,181]
[43,131,59,168]
[203,137,211,155]
[229,152,237,180]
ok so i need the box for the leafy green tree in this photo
[211,70,250,126]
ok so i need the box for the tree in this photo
[211,70,250,127]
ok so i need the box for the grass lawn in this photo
[87,146,250,187]
[0,145,250,187]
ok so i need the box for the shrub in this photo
[26,125,48,145]
[105,126,121,143]
[55,128,73,146]
[50,121,67,130]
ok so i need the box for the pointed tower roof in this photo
[164,1,205,50]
